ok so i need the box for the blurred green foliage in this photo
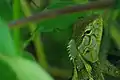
[0,0,120,80]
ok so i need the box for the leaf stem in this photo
[12,0,21,53]
[20,0,48,69]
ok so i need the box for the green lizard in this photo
[67,14,103,80]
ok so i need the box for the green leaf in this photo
[0,0,12,21]
[22,51,35,61]
[38,0,87,32]
[50,27,72,43]
[110,24,120,49]
[0,60,17,80]
[0,18,17,56]
[0,54,54,80]
[73,0,88,4]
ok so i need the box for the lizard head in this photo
[72,15,103,63]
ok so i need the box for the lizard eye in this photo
[86,50,90,53]
[85,30,91,34]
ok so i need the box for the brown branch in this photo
[8,0,115,28]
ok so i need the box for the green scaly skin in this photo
[67,15,103,80]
